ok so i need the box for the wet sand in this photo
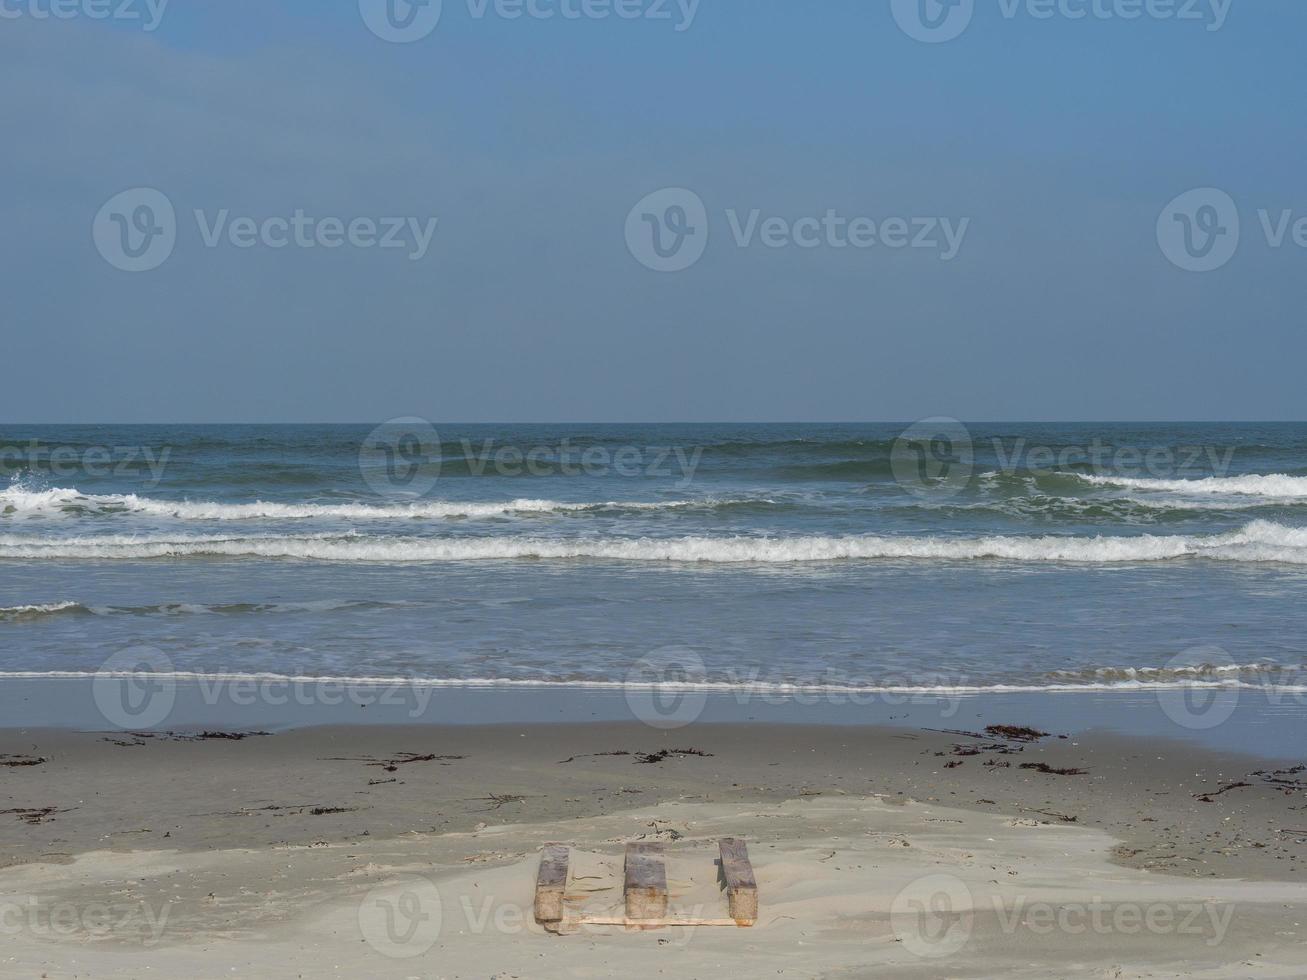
[1,722,1306,977]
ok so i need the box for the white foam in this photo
[1048,662,1301,681]
[0,486,746,521]
[1078,473,1307,497]
[0,601,82,619]
[0,669,1300,695]
[3,521,1307,564]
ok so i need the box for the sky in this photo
[1,0,1304,422]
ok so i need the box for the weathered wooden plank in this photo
[718,838,758,924]
[534,844,570,925]
[579,915,740,927]
[624,842,668,921]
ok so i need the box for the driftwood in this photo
[533,839,759,931]
[534,844,570,928]
[624,842,668,921]
[717,838,758,924]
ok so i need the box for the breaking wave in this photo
[0,601,83,622]
[4,521,1307,564]
[1077,473,1307,497]
[0,485,766,521]
[0,669,1304,695]
[0,599,405,621]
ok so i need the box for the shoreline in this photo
[3,721,1302,880]
[1,675,1300,760]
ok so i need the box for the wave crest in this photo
[0,486,764,521]
[1078,473,1307,497]
[0,601,84,621]
[0,669,1301,695]
[3,521,1306,564]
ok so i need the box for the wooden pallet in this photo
[534,839,758,931]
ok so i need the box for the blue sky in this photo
[2,0,1304,421]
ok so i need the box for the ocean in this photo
[2,422,1306,697]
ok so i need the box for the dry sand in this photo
[1,722,1305,978]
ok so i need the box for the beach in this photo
[2,719,1306,977]
[8,0,1305,971]
[4,423,1307,975]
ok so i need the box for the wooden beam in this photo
[578,915,741,928]
[534,844,570,926]
[624,842,668,921]
[717,838,758,925]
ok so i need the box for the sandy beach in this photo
[7,0,1305,972]
[1,721,1305,978]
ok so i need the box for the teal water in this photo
[2,422,1307,692]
